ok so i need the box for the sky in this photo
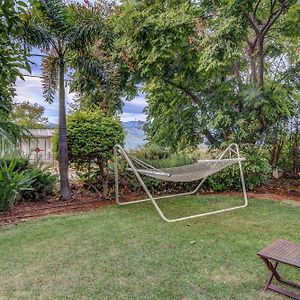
[14,54,147,124]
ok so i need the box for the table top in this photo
[257,239,300,268]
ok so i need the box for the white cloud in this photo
[14,76,75,124]
[14,77,147,124]
[123,94,147,107]
[121,113,147,122]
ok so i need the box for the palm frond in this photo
[22,11,52,51]
[0,118,23,157]
[41,54,59,104]
[67,3,114,51]
[72,54,111,87]
[38,0,69,36]
[0,101,12,115]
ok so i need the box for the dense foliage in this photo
[13,101,49,129]
[0,157,57,210]
[0,160,34,211]
[207,144,271,191]
[0,0,29,151]
[53,108,124,196]
[113,0,300,176]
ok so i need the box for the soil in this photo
[0,179,299,226]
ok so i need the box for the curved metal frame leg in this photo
[114,144,248,223]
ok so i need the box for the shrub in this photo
[53,108,125,196]
[207,144,272,191]
[0,160,35,211]
[1,157,29,171]
[20,167,57,201]
[118,144,271,195]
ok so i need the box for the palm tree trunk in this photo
[58,59,71,200]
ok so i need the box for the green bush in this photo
[0,160,35,211]
[118,144,271,195]
[1,157,29,172]
[0,157,57,206]
[20,168,57,201]
[53,108,125,196]
[207,144,272,191]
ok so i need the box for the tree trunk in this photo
[98,162,108,198]
[292,131,300,177]
[270,139,284,167]
[58,59,71,200]
[257,37,264,89]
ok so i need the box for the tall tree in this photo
[13,101,49,129]
[24,0,113,200]
[0,0,29,153]
[113,0,300,150]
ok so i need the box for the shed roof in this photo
[29,129,55,138]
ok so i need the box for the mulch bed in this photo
[0,179,299,226]
[0,191,114,226]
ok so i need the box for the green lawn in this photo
[0,196,299,299]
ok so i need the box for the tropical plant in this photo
[0,160,35,211]
[23,0,115,199]
[20,167,57,201]
[0,0,30,153]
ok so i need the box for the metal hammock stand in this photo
[114,143,248,223]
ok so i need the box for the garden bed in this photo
[0,178,299,226]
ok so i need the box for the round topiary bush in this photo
[53,108,125,196]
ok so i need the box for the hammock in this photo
[113,143,248,223]
[127,158,245,182]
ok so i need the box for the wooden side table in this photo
[257,239,300,299]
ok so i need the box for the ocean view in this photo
[123,120,146,150]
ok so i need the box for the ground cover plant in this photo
[0,161,34,211]
[0,157,57,210]
[0,196,299,299]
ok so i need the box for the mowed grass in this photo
[0,195,299,300]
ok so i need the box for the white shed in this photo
[20,129,55,162]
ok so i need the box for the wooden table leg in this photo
[261,257,281,283]
[264,260,278,290]
[260,257,300,300]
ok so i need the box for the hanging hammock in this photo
[126,157,245,182]
[113,143,248,223]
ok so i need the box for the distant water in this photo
[123,121,146,150]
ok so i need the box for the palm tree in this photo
[24,0,112,200]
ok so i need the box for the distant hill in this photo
[48,123,58,129]
[122,121,146,150]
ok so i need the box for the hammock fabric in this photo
[127,158,245,182]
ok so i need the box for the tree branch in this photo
[248,14,261,35]
[232,62,243,89]
[262,1,286,37]
[253,0,262,17]
[163,78,201,103]
[203,128,219,145]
